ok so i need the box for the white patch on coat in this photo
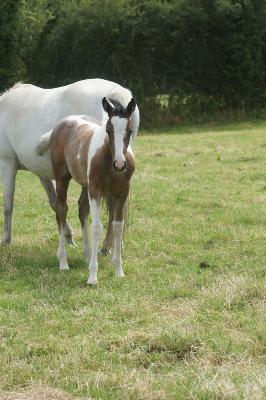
[57,228,69,270]
[112,220,124,277]
[87,125,106,179]
[77,142,83,160]
[87,198,103,285]
[127,144,134,159]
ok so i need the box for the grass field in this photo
[0,121,266,400]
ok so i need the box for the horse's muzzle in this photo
[113,160,127,171]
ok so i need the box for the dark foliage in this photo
[1,0,266,121]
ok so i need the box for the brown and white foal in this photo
[37,97,136,285]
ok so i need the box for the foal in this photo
[38,97,136,285]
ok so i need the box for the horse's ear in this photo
[126,98,136,115]
[102,97,113,115]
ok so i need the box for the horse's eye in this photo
[128,128,133,135]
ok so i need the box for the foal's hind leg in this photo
[78,187,91,263]
[0,159,17,244]
[39,177,75,245]
[55,177,71,270]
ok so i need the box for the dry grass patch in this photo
[0,386,83,400]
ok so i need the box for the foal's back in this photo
[50,116,99,186]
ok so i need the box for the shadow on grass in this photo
[0,241,111,292]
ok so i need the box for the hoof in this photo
[59,264,70,271]
[87,277,98,286]
[1,238,11,245]
[115,271,125,278]
[66,236,76,246]
[100,248,111,256]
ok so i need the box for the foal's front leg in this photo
[112,220,125,278]
[87,196,103,285]
[112,199,127,278]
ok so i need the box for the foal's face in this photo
[102,97,136,171]
[106,116,132,170]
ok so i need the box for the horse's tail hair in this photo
[35,130,52,156]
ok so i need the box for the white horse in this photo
[0,79,140,244]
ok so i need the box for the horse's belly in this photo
[18,151,54,179]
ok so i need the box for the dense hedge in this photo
[1,0,266,120]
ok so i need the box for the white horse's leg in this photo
[112,220,125,278]
[39,177,74,245]
[87,197,102,285]
[0,159,17,244]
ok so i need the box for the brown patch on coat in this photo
[50,119,94,186]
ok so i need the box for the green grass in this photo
[0,121,266,400]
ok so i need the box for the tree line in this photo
[1,0,266,123]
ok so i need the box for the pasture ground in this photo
[0,121,265,400]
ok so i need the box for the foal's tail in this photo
[35,130,52,156]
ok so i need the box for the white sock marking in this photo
[112,220,125,278]
[57,227,69,270]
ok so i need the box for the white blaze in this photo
[111,116,127,162]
